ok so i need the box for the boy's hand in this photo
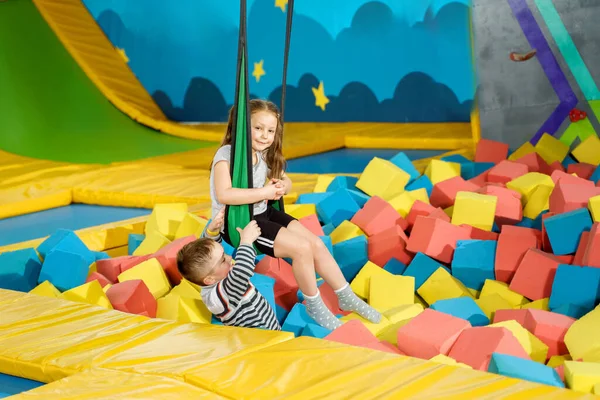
[207,207,225,234]
[236,220,261,245]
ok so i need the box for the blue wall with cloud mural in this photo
[83,0,474,123]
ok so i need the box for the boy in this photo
[177,208,281,330]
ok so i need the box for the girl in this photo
[210,99,381,330]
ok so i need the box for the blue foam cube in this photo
[515,217,535,229]
[301,323,332,339]
[128,234,145,255]
[37,229,94,266]
[474,162,495,176]
[36,229,72,259]
[562,155,577,169]
[383,258,406,275]
[488,353,564,388]
[251,273,276,312]
[549,265,600,312]
[451,240,496,291]
[296,192,333,205]
[347,189,370,208]
[322,223,335,235]
[0,248,42,292]
[406,175,433,196]
[93,251,110,261]
[403,252,450,289]
[389,152,420,183]
[327,176,358,192]
[441,155,475,179]
[281,303,315,336]
[316,189,360,227]
[38,250,90,291]
[430,297,489,326]
[332,236,368,282]
[255,254,266,264]
[544,209,593,255]
[275,304,289,325]
[590,165,600,184]
[551,303,588,319]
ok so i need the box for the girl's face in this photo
[250,111,278,153]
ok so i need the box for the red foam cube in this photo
[551,170,594,187]
[469,170,490,187]
[154,235,196,285]
[448,327,530,370]
[582,223,600,268]
[299,214,324,236]
[85,272,112,288]
[494,226,542,283]
[406,216,471,263]
[325,320,379,346]
[493,309,529,326]
[430,176,481,209]
[368,225,413,266]
[573,231,590,266]
[106,280,157,318]
[406,201,437,230]
[351,196,403,237]
[541,212,555,252]
[461,225,499,241]
[256,256,299,310]
[524,309,576,358]
[478,185,523,226]
[549,161,565,173]
[549,182,600,214]
[475,139,509,164]
[120,255,152,273]
[96,256,131,283]
[487,160,529,184]
[509,248,563,300]
[567,163,596,180]
[515,153,552,175]
[396,308,471,359]
[428,207,451,223]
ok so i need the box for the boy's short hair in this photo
[177,238,217,285]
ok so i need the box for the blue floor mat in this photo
[0,373,44,398]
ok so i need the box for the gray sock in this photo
[335,283,382,323]
[304,291,343,331]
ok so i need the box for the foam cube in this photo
[350,261,393,300]
[281,303,315,336]
[451,192,498,231]
[430,354,472,369]
[493,309,530,325]
[95,256,128,283]
[301,323,332,339]
[424,159,461,185]
[461,225,499,241]
[547,354,572,368]
[313,175,335,192]
[406,175,434,196]
[326,175,358,192]
[535,133,570,164]
[285,204,317,220]
[475,294,514,321]
[515,152,552,175]
[38,249,92,292]
[451,240,496,291]
[407,216,471,263]
[106,279,157,317]
[329,220,365,245]
[478,185,523,225]
[174,213,208,239]
[430,297,489,326]
[153,235,196,285]
[564,361,600,393]
[296,192,333,205]
[509,249,562,300]
[487,160,529,185]
[383,258,406,275]
[396,308,471,359]
[132,231,171,256]
[489,353,564,387]
[406,200,437,230]
[383,303,424,324]
[588,195,600,223]
[332,236,368,282]
[128,234,145,256]
[356,157,410,199]
[255,257,299,310]
[403,252,450,290]
[316,189,360,227]
[62,280,113,309]
[448,327,530,370]
[523,184,552,220]
[387,191,417,217]
[506,172,555,205]
[475,139,509,164]
[592,166,600,184]
[418,268,474,305]
[117,258,171,299]
[564,306,600,361]
[568,163,596,180]
[489,320,549,363]
[348,189,371,208]
[525,309,576,358]
[550,265,600,313]
[389,152,420,182]
[324,320,379,347]
[480,279,528,308]
[0,248,42,292]
[572,135,600,166]
[544,208,593,255]
[340,312,391,336]
[156,292,211,323]
[367,225,413,267]
[583,223,600,268]
[85,272,111,288]
[553,303,588,319]
[573,230,591,266]
[369,274,414,311]
[551,169,594,187]
[250,273,277,314]
[298,214,324,236]
[494,226,541,283]
[36,229,81,260]
[351,196,402,236]
[549,182,600,214]
[430,176,480,209]
[521,298,550,311]
[145,203,188,240]
[508,142,535,161]
[29,280,61,298]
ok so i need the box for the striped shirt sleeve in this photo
[218,244,256,308]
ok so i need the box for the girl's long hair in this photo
[221,99,286,180]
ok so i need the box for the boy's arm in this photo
[218,244,256,308]
[201,228,223,243]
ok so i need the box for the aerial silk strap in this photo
[225,0,294,250]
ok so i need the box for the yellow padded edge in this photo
[0,290,587,399]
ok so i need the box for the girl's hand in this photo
[207,207,225,234]
[267,178,286,200]
[262,182,285,200]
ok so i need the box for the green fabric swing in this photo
[224,0,294,251]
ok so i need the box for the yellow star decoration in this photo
[275,0,288,12]
[116,47,129,63]
[312,81,330,111]
[252,60,266,83]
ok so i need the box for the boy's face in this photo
[250,111,277,153]
[203,242,234,285]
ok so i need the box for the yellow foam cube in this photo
[340,313,391,336]
[547,354,572,368]
[170,278,201,300]
[383,303,424,324]
[535,133,570,164]
[284,203,317,219]
[369,275,414,311]
[330,220,365,245]
[61,280,113,309]
[133,231,171,256]
[387,191,416,216]
[414,294,428,307]
[520,297,549,311]
[145,203,189,240]
[589,195,600,223]
[429,354,472,369]
[175,213,207,239]
[350,261,393,299]
[475,293,514,320]
[508,141,536,161]
[356,157,410,199]
[417,267,474,304]
[489,320,548,363]
[451,191,498,231]
[376,318,414,345]
[118,258,171,299]
[408,188,430,204]
[29,280,61,298]
[565,361,600,393]
[564,306,600,361]
[479,279,528,307]
[424,159,461,185]
[523,184,553,219]
[87,262,97,278]
[468,288,480,299]
[572,135,600,166]
[156,292,212,324]
[443,205,454,218]
[506,172,555,205]
[102,284,112,293]
[313,175,335,193]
